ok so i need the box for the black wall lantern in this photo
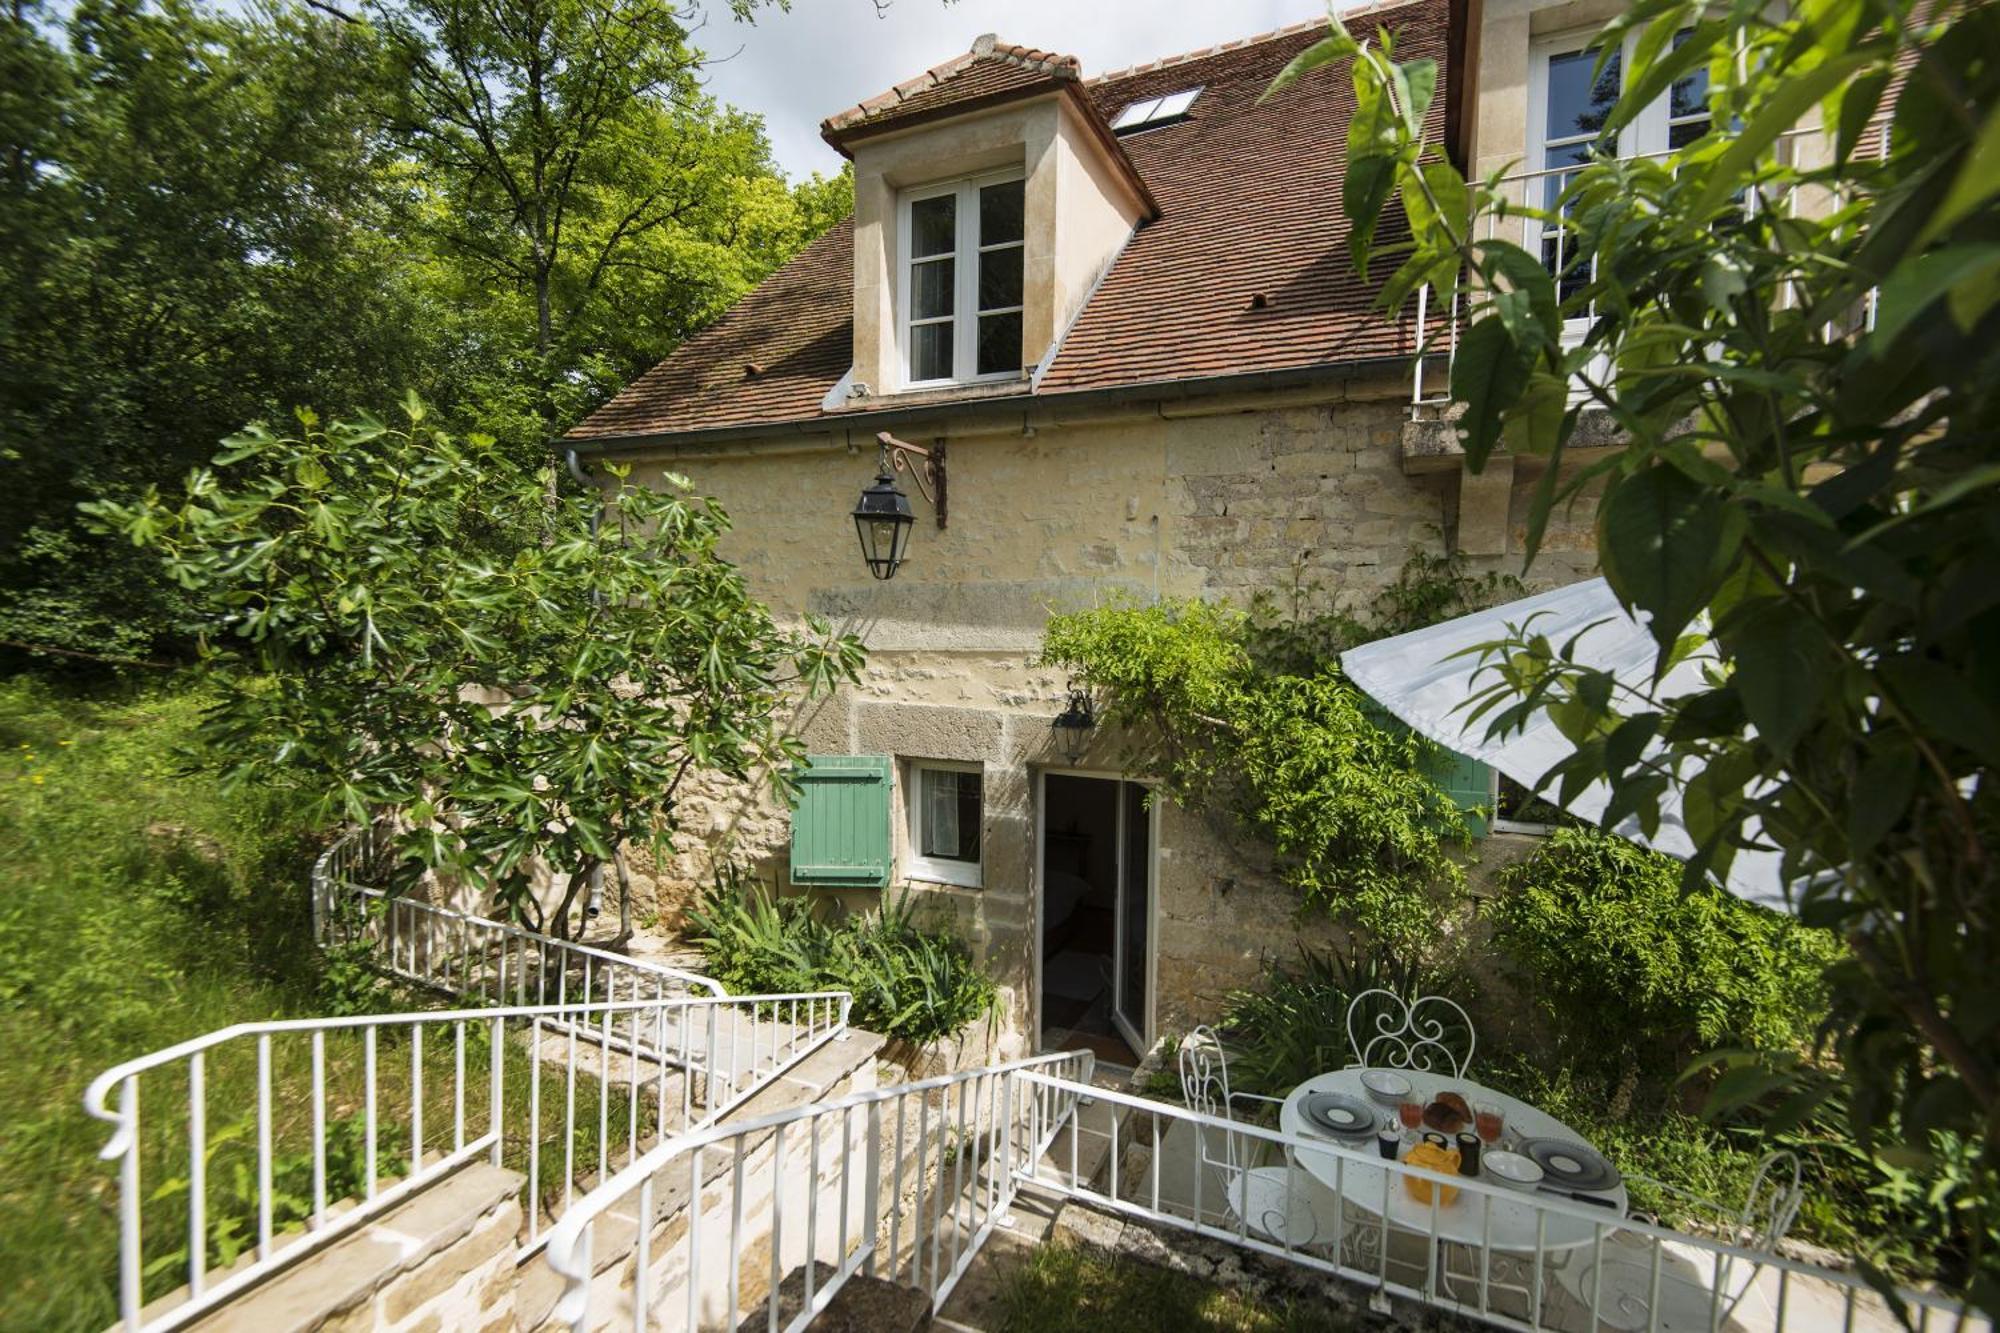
[1051,680,1096,764]
[852,431,944,581]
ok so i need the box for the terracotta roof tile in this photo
[570,0,1447,444]
[820,33,1082,139]
[566,220,853,439]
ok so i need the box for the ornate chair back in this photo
[1178,1025,1248,1176]
[1344,987,1476,1077]
[1737,1150,1805,1252]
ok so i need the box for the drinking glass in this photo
[1474,1101,1505,1147]
[1396,1096,1424,1139]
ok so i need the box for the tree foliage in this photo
[85,398,864,936]
[1271,0,2000,1300]
[0,0,848,666]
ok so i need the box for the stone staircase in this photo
[171,1027,887,1333]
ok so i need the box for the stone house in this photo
[564,0,1650,1066]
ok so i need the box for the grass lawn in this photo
[0,677,669,1331]
[0,676,334,1331]
[996,1238,1359,1333]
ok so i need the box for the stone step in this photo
[174,1162,525,1333]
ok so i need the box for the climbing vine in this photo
[1040,553,1522,953]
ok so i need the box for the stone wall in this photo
[614,375,1602,1054]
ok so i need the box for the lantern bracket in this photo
[877,432,946,527]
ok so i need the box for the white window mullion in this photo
[954,181,978,382]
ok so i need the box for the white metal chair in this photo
[1178,1026,1341,1249]
[1344,987,1477,1077]
[1555,1150,1805,1331]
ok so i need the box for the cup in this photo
[1456,1130,1482,1176]
[1396,1096,1424,1137]
[1474,1101,1505,1147]
[1376,1126,1401,1160]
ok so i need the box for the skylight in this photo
[1111,87,1202,133]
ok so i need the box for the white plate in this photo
[1482,1150,1544,1190]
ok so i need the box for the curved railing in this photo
[85,990,851,1332]
[542,1049,1098,1332]
[311,821,725,1017]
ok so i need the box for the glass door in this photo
[1111,781,1152,1052]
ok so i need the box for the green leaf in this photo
[1596,466,1743,649]
[1867,244,2000,352]
[1692,52,1873,218]
[1603,19,1722,142]
[1259,24,1359,103]
[1391,57,1438,138]
[1448,315,1533,470]
[1724,599,1827,756]
[1919,99,2000,247]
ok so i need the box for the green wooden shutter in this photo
[1424,745,1493,839]
[789,755,892,888]
[1359,696,1491,838]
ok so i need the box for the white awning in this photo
[1339,577,1791,912]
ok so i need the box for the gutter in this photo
[565,357,1415,461]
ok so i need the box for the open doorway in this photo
[1038,772,1151,1066]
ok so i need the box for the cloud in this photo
[696,0,1331,179]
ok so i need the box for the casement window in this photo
[899,171,1025,388]
[905,760,983,888]
[1529,30,1713,306]
[789,755,892,888]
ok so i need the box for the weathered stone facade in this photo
[615,373,1601,1054]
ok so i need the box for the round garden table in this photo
[1278,1066,1629,1253]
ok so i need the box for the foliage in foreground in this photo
[1041,554,1520,952]
[687,882,999,1047]
[87,401,863,938]
[1490,828,1841,1089]
[1271,0,2000,1301]
[995,1237,1356,1333]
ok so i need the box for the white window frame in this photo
[895,168,1025,391]
[904,759,984,888]
[1528,26,1710,365]
[1488,768,1559,836]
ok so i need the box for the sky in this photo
[697,0,1334,180]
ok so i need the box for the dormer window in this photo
[899,171,1026,387]
[1111,87,1201,133]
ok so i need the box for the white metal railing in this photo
[543,1049,1098,1332]
[312,821,726,1025]
[1015,1073,1987,1333]
[1412,126,1872,418]
[84,989,852,1332]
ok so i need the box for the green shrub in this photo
[1489,827,1840,1089]
[687,881,999,1047]
[1214,941,1439,1097]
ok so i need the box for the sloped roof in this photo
[820,34,1083,141]
[568,0,1446,446]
